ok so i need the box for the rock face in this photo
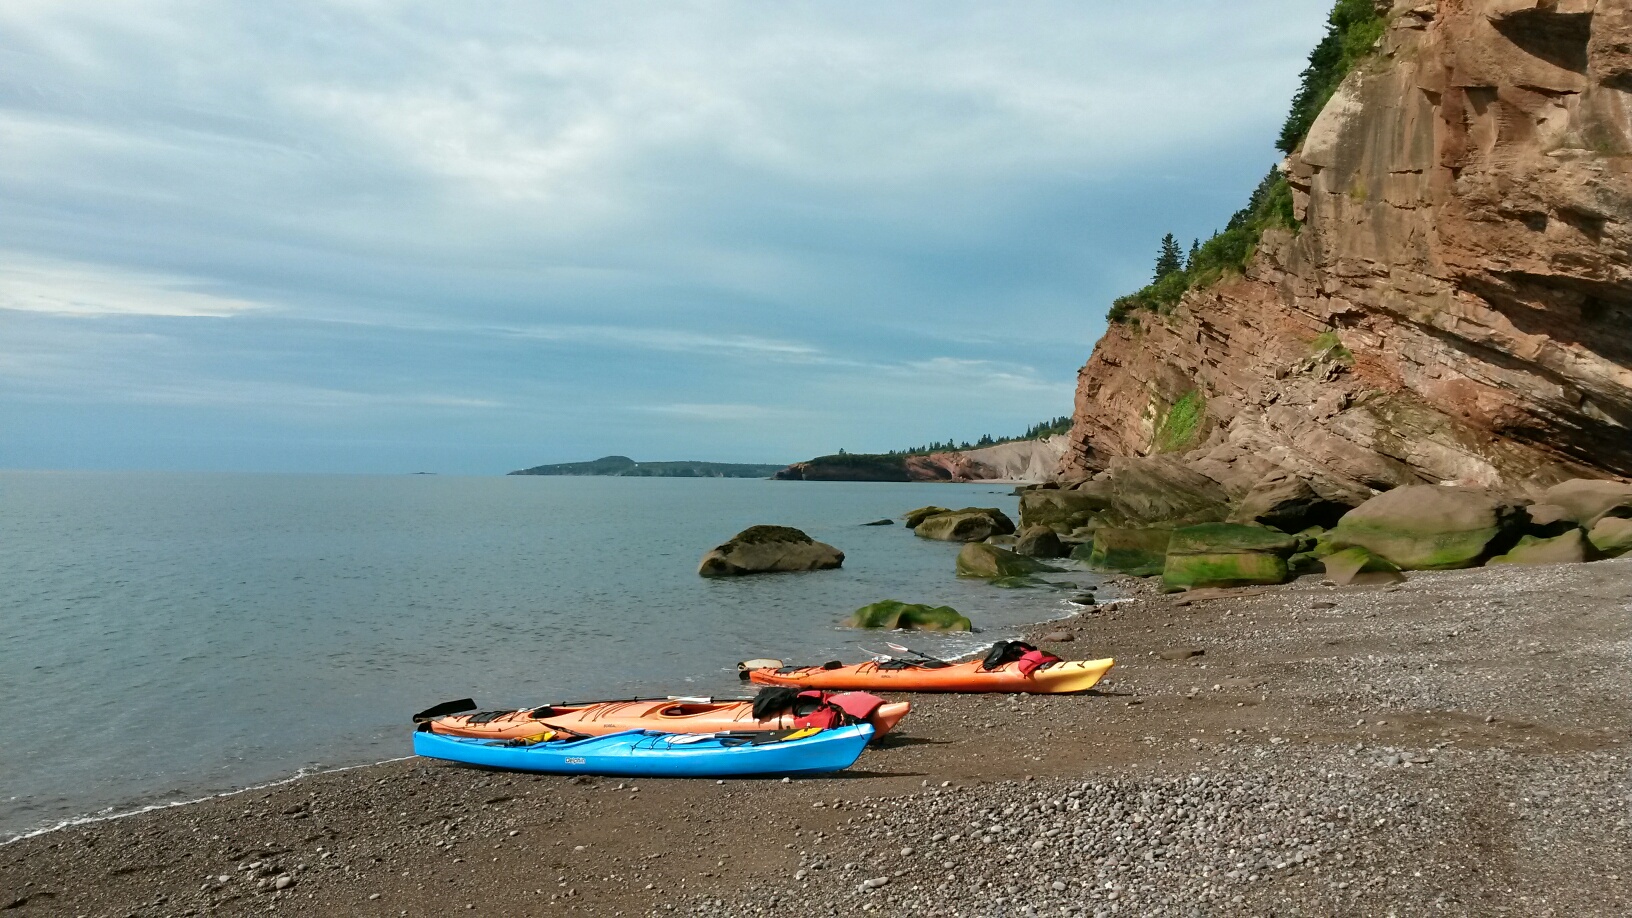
[843,600,972,632]
[777,437,1066,483]
[697,526,844,577]
[1059,1,1632,497]
[1327,485,1528,569]
[913,508,1017,542]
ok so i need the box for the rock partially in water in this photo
[862,518,894,527]
[842,600,971,632]
[697,525,844,578]
[955,543,1063,580]
[914,508,1016,542]
[903,506,950,529]
[1014,525,1067,559]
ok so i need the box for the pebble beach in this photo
[3,558,1628,917]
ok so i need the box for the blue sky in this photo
[0,1,1327,473]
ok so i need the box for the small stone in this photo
[863,876,890,889]
[369,893,381,901]
[1040,631,1075,642]
[1158,647,1205,661]
[273,875,294,891]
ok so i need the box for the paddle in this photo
[411,698,477,722]
[884,642,951,667]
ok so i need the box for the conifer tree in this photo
[1154,233,1183,281]
[1187,239,1201,270]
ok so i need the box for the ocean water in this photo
[0,472,1095,841]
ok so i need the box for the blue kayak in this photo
[412,723,873,777]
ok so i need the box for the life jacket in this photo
[980,640,1061,676]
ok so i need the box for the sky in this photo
[0,1,1329,474]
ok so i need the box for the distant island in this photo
[508,455,785,478]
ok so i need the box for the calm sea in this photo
[0,472,1094,841]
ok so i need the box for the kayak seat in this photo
[657,703,721,717]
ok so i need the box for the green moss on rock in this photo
[1087,528,1173,577]
[842,600,972,632]
[955,543,1064,580]
[1162,552,1290,592]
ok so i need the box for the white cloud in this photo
[0,254,264,318]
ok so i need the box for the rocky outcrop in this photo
[843,600,972,632]
[1014,525,1068,558]
[914,508,1017,542]
[954,543,1064,580]
[777,437,1066,483]
[697,526,844,577]
[1059,0,1632,497]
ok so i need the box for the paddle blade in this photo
[411,698,477,722]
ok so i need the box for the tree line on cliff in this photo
[1109,0,1388,323]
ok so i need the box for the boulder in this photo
[1063,524,1100,544]
[863,518,894,527]
[698,525,844,577]
[1085,528,1172,577]
[913,508,1016,542]
[1018,489,1109,535]
[1069,541,1096,563]
[985,534,1018,548]
[1014,525,1067,559]
[1587,517,1632,558]
[955,543,1064,580]
[842,600,972,632]
[1326,486,1529,570]
[1522,503,1579,537]
[1539,479,1632,528]
[903,506,951,529]
[1230,471,1353,532]
[1097,456,1232,526]
[1166,523,1298,556]
[1489,530,1590,566]
[1161,523,1297,592]
[1288,551,1324,576]
[1320,546,1405,586]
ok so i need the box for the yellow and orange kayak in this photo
[742,657,1114,694]
[419,695,910,741]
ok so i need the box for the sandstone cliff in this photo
[1061,0,1632,499]
[776,436,1066,483]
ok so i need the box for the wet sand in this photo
[3,558,1628,917]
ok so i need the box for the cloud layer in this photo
[0,1,1326,472]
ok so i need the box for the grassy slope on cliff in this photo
[1109,0,1388,323]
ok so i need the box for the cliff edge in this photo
[1062,0,1632,498]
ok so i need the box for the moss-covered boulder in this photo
[904,506,950,529]
[1539,479,1632,529]
[1162,553,1289,592]
[1014,525,1067,559]
[1326,486,1528,570]
[1167,523,1298,556]
[955,543,1064,580]
[1096,457,1231,527]
[1018,489,1109,535]
[842,600,972,632]
[914,508,1016,542]
[1489,530,1590,566]
[698,525,844,577]
[1320,546,1404,586]
[985,534,1018,548]
[1587,517,1632,558]
[1288,550,1324,576]
[1161,523,1296,591]
[1086,528,1172,576]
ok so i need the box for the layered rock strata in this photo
[1061,0,1632,500]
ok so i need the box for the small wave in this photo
[0,756,413,848]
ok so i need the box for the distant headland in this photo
[507,456,785,478]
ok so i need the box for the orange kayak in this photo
[419,696,910,741]
[742,657,1114,694]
